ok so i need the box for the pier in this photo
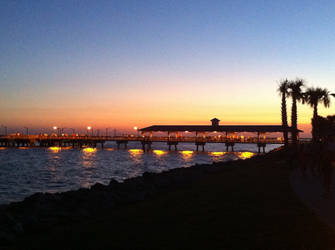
[0,134,285,152]
[0,118,302,152]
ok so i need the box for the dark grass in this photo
[6,155,335,250]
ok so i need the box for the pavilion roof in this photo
[139,125,303,133]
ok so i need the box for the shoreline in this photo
[1,148,335,249]
[0,154,254,243]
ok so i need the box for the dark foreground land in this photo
[1,149,335,250]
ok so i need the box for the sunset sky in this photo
[1,0,335,135]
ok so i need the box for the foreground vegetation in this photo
[3,150,335,250]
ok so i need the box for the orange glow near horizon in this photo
[0,91,329,138]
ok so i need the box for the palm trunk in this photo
[291,96,297,145]
[313,104,318,120]
[281,94,289,147]
[312,104,318,142]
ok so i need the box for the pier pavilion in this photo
[139,118,302,152]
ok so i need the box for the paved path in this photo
[290,167,335,230]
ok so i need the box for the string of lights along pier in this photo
[0,119,301,153]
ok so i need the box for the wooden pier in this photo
[0,118,303,152]
[0,134,286,152]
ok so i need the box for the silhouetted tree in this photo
[304,87,331,142]
[304,87,331,119]
[277,79,289,147]
[288,79,305,145]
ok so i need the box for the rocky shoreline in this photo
[0,153,272,245]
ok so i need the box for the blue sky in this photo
[1,0,335,133]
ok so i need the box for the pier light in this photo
[133,126,140,136]
[87,126,93,136]
[185,130,189,133]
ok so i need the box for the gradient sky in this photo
[1,0,335,134]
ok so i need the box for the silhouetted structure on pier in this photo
[139,118,302,152]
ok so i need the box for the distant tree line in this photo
[277,78,335,146]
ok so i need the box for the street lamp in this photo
[53,126,59,136]
[87,126,92,136]
[134,126,139,136]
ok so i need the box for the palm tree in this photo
[304,87,331,119]
[288,78,305,145]
[304,87,331,141]
[277,79,289,147]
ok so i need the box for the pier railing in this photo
[0,134,286,144]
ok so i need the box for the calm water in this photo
[0,142,281,204]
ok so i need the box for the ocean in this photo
[0,142,281,204]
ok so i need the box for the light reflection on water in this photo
[0,142,280,204]
[83,147,97,153]
[180,150,194,161]
[238,152,255,159]
[209,152,226,156]
[49,146,61,152]
[152,150,167,156]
